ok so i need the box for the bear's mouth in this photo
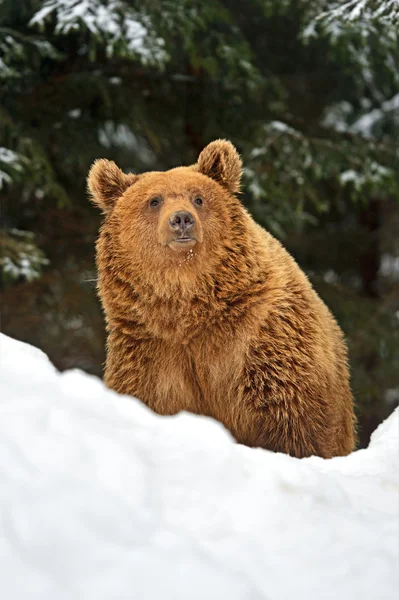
[174,236,195,243]
[167,236,197,251]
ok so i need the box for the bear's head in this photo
[88,140,245,291]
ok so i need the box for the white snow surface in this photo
[0,334,398,600]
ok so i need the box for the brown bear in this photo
[88,140,356,458]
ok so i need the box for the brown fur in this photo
[88,139,356,458]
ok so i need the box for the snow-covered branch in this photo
[310,0,399,26]
[29,0,167,65]
[350,93,399,136]
[0,147,26,189]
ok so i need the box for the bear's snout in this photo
[168,211,195,235]
[157,204,203,249]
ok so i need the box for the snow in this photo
[1,255,40,281]
[0,147,21,164]
[0,334,398,600]
[29,0,166,65]
[350,93,399,136]
[0,230,49,282]
[339,162,391,189]
[0,147,26,189]
[380,254,399,281]
[307,0,399,28]
[67,108,82,119]
[267,120,301,137]
[321,95,399,137]
[98,122,138,150]
[322,101,353,132]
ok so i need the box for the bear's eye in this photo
[149,196,162,208]
[193,196,203,207]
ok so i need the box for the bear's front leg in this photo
[238,383,332,458]
[104,329,199,416]
[104,329,157,402]
[237,347,337,458]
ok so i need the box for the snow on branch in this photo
[303,1,399,110]
[29,0,167,65]
[323,94,399,138]
[304,0,399,39]
[311,0,399,26]
[0,147,27,189]
[0,230,49,284]
[350,93,399,136]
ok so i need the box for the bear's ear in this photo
[197,140,242,194]
[87,159,138,213]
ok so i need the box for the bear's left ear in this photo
[197,139,242,194]
[87,159,138,213]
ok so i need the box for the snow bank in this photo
[0,334,398,600]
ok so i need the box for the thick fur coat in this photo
[88,140,356,458]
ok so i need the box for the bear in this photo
[88,139,356,458]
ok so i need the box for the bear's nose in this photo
[168,211,195,233]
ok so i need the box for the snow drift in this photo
[0,334,398,600]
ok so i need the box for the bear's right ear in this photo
[87,159,138,213]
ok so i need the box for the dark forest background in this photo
[1,0,398,447]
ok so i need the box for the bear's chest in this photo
[149,330,247,423]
